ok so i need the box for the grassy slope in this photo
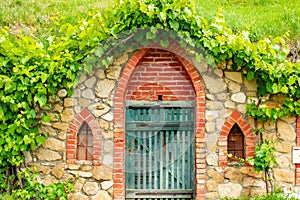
[197,0,300,42]
[0,0,299,42]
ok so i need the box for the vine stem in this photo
[265,170,269,193]
[16,167,23,189]
[6,168,10,194]
[268,170,274,194]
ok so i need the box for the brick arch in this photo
[113,45,206,199]
[218,109,255,166]
[66,108,102,166]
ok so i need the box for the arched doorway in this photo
[125,49,195,199]
[113,46,206,200]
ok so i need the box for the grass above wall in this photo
[0,0,299,42]
[0,0,109,35]
[197,0,300,42]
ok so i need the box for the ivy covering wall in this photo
[0,0,299,197]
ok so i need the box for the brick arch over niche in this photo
[66,108,102,166]
[113,46,206,199]
[218,110,255,166]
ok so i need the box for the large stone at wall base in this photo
[224,167,243,183]
[207,169,224,183]
[273,168,294,183]
[93,165,112,181]
[92,190,112,200]
[35,149,61,161]
[218,183,242,199]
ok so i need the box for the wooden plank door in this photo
[125,101,195,200]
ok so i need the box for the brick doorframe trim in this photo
[296,116,300,185]
[113,44,206,199]
[218,109,255,166]
[66,108,102,166]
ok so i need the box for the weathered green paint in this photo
[125,101,195,199]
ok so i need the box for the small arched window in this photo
[77,122,93,160]
[227,123,244,162]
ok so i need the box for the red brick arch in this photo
[113,43,206,199]
[66,108,102,166]
[218,109,255,166]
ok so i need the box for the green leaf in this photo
[41,114,50,123]
[23,135,31,145]
[29,109,36,118]
[169,20,179,30]
[271,83,279,93]
[40,73,49,83]
[34,94,47,106]
[160,39,169,48]
[146,31,156,40]
[36,135,45,145]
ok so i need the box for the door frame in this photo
[124,100,196,199]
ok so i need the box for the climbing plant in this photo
[0,0,299,196]
[248,139,277,194]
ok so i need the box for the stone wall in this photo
[30,46,299,199]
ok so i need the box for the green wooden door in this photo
[125,101,195,200]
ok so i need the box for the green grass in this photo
[0,0,110,35]
[196,0,300,41]
[0,0,299,42]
